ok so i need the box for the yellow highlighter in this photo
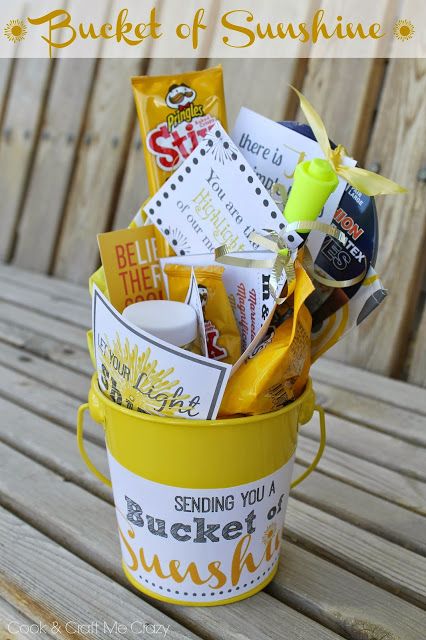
[284,158,339,236]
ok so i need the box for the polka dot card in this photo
[144,122,284,256]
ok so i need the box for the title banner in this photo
[0,0,424,58]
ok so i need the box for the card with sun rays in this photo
[92,285,231,420]
[144,122,284,258]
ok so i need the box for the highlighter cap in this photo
[284,158,339,231]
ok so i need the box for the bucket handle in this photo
[77,403,112,488]
[291,405,326,489]
[77,402,325,491]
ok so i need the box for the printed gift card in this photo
[92,285,231,420]
[97,225,164,313]
[231,108,357,259]
[144,122,285,256]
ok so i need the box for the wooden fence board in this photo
[328,59,426,377]
[53,58,142,283]
[211,59,303,129]
[0,58,13,125]
[12,59,97,272]
[0,58,52,262]
[298,58,385,162]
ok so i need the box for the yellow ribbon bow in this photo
[292,87,407,196]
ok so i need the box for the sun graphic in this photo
[393,19,415,41]
[262,523,277,546]
[100,334,194,417]
[4,19,28,43]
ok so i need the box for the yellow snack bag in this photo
[164,264,241,365]
[132,65,227,195]
[219,264,314,416]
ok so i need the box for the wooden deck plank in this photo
[0,341,89,400]
[0,507,203,640]
[0,272,91,328]
[53,58,142,284]
[0,264,88,306]
[284,499,426,608]
[297,437,426,516]
[0,364,101,445]
[272,541,426,640]
[1,391,424,558]
[0,477,342,640]
[313,358,426,415]
[313,379,426,447]
[328,59,426,378]
[291,462,426,555]
[302,411,426,482]
[0,58,52,262]
[1,352,425,516]
[12,59,97,273]
[0,300,87,351]
[0,318,91,376]
[0,598,55,640]
[1,441,419,639]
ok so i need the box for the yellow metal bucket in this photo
[77,374,325,606]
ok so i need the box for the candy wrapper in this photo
[219,262,314,416]
[164,264,241,365]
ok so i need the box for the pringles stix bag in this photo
[132,65,227,195]
[164,264,241,365]
[219,263,314,416]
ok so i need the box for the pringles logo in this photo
[165,83,205,132]
[147,82,216,173]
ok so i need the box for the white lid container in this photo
[123,300,197,348]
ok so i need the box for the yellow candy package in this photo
[219,264,314,416]
[132,65,227,196]
[164,264,241,365]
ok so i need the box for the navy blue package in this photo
[280,121,379,327]
[279,121,378,304]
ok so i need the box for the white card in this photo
[232,108,357,260]
[92,286,231,420]
[161,253,284,354]
[144,123,285,256]
[184,268,208,357]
